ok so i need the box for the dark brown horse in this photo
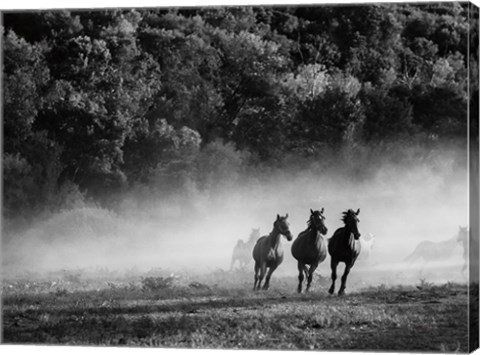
[252,214,293,291]
[328,209,361,295]
[291,208,328,293]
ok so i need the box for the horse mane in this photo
[306,210,325,233]
[307,216,314,229]
[307,210,319,229]
[341,209,355,224]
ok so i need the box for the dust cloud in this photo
[1,146,469,288]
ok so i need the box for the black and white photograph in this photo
[1,0,479,352]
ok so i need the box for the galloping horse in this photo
[291,209,328,293]
[230,228,260,271]
[252,214,293,291]
[328,209,361,295]
[357,233,375,264]
[404,227,466,266]
[456,226,468,274]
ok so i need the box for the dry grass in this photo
[1,269,470,351]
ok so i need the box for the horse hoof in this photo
[338,290,345,296]
[328,288,334,295]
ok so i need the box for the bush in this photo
[3,153,35,217]
[194,140,250,191]
[141,276,175,291]
[52,180,86,210]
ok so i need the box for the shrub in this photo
[141,276,175,291]
[194,140,250,191]
[3,153,35,217]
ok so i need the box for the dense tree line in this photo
[2,3,477,218]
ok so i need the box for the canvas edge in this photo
[469,1,480,353]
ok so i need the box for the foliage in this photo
[2,4,470,216]
[141,276,175,291]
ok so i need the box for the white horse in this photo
[230,228,260,271]
[456,226,468,274]
[404,228,465,267]
[358,233,375,263]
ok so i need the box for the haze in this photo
[2,149,469,288]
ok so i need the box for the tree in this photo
[360,86,415,142]
[137,11,222,139]
[3,30,49,153]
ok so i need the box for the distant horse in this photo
[456,226,468,274]
[291,208,328,293]
[357,233,375,264]
[230,228,261,271]
[253,214,293,291]
[404,227,465,266]
[328,209,361,295]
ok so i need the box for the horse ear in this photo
[277,214,280,220]
[285,213,289,219]
[321,207,324,214]
[310,209,314,214]
[356,208,360,215]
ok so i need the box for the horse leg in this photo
[253,263,259,290]
[329,259,338,295]
[306,262,318,292]
[263,264,278,290]
[339,264,352,295]
[297,261,305,293]
[257,263,267,290]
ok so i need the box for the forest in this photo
[3,2,479,226]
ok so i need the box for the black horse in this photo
[328,209,361,295]
[291,208,328,293]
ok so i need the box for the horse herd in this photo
[232,209,470,295]
[251,208,361,295]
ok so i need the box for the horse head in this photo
[342,208,361,239]
[310,208,328,235]
[275,214,293,241]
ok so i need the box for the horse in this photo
[252,214,293,291]
[456,226,468,274]
[357,233,375,264]
[328,209,361,295]
[404,227,465,266]
[291,208,328,293]
[230,228,260,271]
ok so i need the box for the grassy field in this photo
[1,269,471,352]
